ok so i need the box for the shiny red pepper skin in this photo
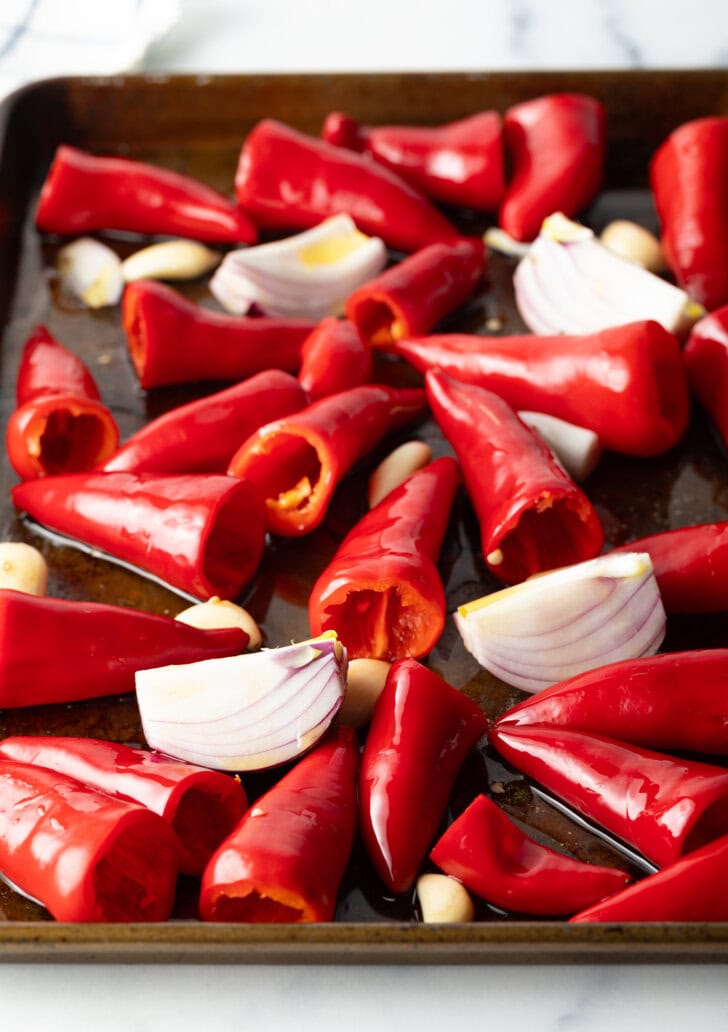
[321,110,506,211]
[200,727,358,922]
[0,589,247,707]
[430,794,630,917]
[12,471,266,600]
[16,325,100,405]
[297,318,372,402]
[0,759,178,922]
[308,457,458,660]
[391,321,689,457]
[359,659,488,894]
[0,736,246,876]
[490,724,728,868]
[234,119,462,254]
[345,239,485,349]
[684,305,728,447]
[650,117,728,310]
[426,370,603,584]
[123,280,316,389]
[36,144,257,244]
[227,384,426,537]
[101,370,306,475]
[500,93,606,241]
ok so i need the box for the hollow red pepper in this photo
[650,116,728,310]
[308,456,458,660]
[12,471,266,600]
[0,736,246,876]
[430,794,631,917]
[345,239,485,349]
[101,370,306,475]
[36,144,257,244]
[123,280,317,389]
[200,726,358,922]
[227,383,426,537]
[490,723,728,868]
[6,325,119,480]
[0,758,178,922]
[321,110,506,211]
[500,93,606,242]
[297,317,372,402]
[683,305,728,448]
[426,370,603,584]
[234,119,462,253]
[391,320,689,457]
[359,659,488,894]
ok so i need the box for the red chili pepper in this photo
[234,119,462,253]
[359,659,489,894]
[0,736,246,876]
[0,588,247,707]
[683,305,728,448]
[123,280,317,389]
[12,471,266,600]
[390,320,689,457]
[200,726,358,922]
[650,117,728,310]
[6,326,119,479]
[321,110,506,211]
[345,239,485,349]
[101,370,306,475]
[430,794,630,917]
[297,317,372,402]
[36,144,257,244]
[426,370,603,584]
[490,723,728,868]
[500,93,606,242]
[0,758,178,921]
[227,384,426,537]
[308,457,458,660]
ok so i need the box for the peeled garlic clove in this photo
[0,542,48,595]
[122,240,221,282]
[518,411,602,481]
[175,596,262,650]
[337,657,390,728]
[417,873,474,923]
[56,237,123,308]
[600,220,666,274]
[368,441,433,508]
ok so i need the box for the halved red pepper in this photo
[12,471,266,600]
[321,110,506,211]
[36,144,257,243]
[0,736,246,876]
[227,383,426,537]
[123,280,316,389]
[0,758,178,922]
[297,317,372,402]
[426,370,603,584]
[684,305,728,447]
[200,727,358,922]
[430,794,630,917]
[234,119,462,253]
[359,658,489,894]
[345,239,485,349]
[308,457,458,660]
[390,320,689,457]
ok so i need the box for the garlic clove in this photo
[368,441,433,508]
[122,240,221,282]
[175,596,262,650]
[417,873,474,923]
[599,220,666,274]
[337,657,390,728]
[0,542,48,595]
[518,411,602,481]
[56,237,123,308]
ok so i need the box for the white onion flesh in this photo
[517,411,602,481]
[56,237,123,308]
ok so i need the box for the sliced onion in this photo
[454,552,665,693]
[136,633,346,771]
[56,237,123,308]
[517,411,602,481]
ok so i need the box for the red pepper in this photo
[650,117,728,310]
[297,317,372,402]
[683,305,728,448]
[359,659,488,894]
[500,93,606,241]
[227,383,426,537]
[12,471,266,600]
[36,144,257,244]
[345,239,485,349]
[490,723,728,868]
[0,588,247,707]
[0,736,246,876]
[321,110,506,211]
[390,320,689,457]
[308,457,458,660]
[426,370,603,584]
[234,119,462,253]
[0,758,178,921]
[6,326,119,479]
[200,727,358,922]
[101,370,306,475]
[430,794,631,917]
[123,280,316,389]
